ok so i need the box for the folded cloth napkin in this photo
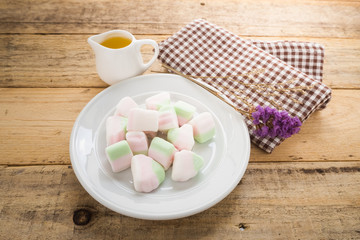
[248,40,324,83]
[246,40,327,110]
[157,19,331,153]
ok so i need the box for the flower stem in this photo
[162,63,250,117]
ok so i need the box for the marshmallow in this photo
[114,96,138,117]
[167,124,195,151]
[148,137,177,170]
[106,116,128,146]
[126,131,148,155]
[145,92,171,110]
[158,105,179,131]
[172,150,204,182]
[131,154,165,193]
[105,140,133,172]
[127,108,159,132]
[174,100,196,126]
[189,112,215,143]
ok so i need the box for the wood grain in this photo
[1,35,360,88]
[1,0,359,38]
[0,88,102,165]
[1,88,359,165]
[1,0,359,238]
[0,162,359,239]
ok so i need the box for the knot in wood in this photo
[236,223,248,231]
[73,209,92,226]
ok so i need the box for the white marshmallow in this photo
[145,92,171,110]
[114,96,138,117]
[171,150,204,182]
[106,116,128,146]
[167,124,194,151]
[127,108,159,132]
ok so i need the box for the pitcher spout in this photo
[87,35,102,54]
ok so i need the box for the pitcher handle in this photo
[135,39,159,71]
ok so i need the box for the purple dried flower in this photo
[251,106,302,139]
[268,124,281,138]
[255,125,269,138]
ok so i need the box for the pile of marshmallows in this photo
[105,92,216,193]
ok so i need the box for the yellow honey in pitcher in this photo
[100,36,132,49]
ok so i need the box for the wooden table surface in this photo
[1,0,360,239]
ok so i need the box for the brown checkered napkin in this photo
[157,19,331,153]
[249,40,326,110]
[249,40,324,83]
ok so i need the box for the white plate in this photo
[70,73,250,220]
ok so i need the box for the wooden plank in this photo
[0,88,359,165]
[0,162,359,239]
[0,88,102,165]
[0,0,359,38]
[1,34,359,88]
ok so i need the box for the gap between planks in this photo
[1,32,360,40]
[2,160,360,168]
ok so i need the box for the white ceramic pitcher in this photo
[88,30,159,85]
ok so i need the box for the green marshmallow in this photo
[192,152,204,171]
[156,100,171,110]
[119,117,128,131]
[167,127,179,143]
[159,104,175,113]
[174,101,196,119]
[194,128,216,143]
[151,160,165,183]
[106,140,132,161]
[149,137,176,156]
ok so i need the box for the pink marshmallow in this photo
[148,137,177,170]
[127,108,159,132]
[177,116,190,127]
[189,112,216,143]
[173,100,196,126]
[105,140,133,172]
[172,150,204,182]
[126,131,148,155]
[114,96,138,117]
[131,154,165,193]
[167,124,195,151]
[145,92,171,110]
[158,105,179,131]
[106,116,128,146]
